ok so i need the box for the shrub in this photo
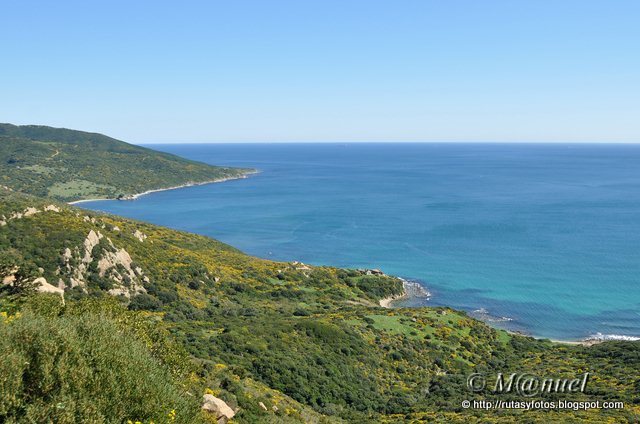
[0,297,203,423]
[128,293,162,311]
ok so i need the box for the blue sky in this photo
[1,1,639,143]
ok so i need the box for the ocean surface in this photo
[79,143,640,341]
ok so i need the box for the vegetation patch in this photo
[0,123,253,201]
[48,179,116,199]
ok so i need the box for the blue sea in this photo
[79,143,640,341]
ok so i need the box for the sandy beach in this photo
[379,279,409,308]
[379,292,407,308]
[550,339,603,347]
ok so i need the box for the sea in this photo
[78,143,640,341]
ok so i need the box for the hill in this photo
[0,123,252,201]
[1,188,638,423]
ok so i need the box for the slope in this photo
[0,123,252,201]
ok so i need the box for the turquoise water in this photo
[79,143,640,341]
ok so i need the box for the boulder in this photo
[202,394,235,423]
[23,207,40,217]
[133,230,147,242]
[33,277,64,298]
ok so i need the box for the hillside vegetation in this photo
[0,124,252,201]
[1,188,638,423]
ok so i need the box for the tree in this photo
[0,250,39,297]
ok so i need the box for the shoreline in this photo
[549,333,640,346]
[379,278,429,308]
[549,338,603,347]
[380,280,629,347]
[507,331,605,347]
[379,291,408,308]
[68,170,258,205]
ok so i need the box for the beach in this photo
[379,278,431,308]
[379,291,407,308]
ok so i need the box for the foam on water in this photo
[587,333,640,342]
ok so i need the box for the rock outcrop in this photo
[358,268,385,276]
[202,394,235,423]
[1,275,64,302]
[133,230,148,242]
[23,207,39,217]
[33,277,65,298]
[58,229,148,298]
[1,205,61,225]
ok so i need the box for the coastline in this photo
[380,280,617,347]
[549,338,603,347]
[68,170,258,205]
[379,291,408,308]
[550,333,640,346]
[379,278,429,308]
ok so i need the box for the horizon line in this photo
[136,140,640,145]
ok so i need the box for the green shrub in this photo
[0,298,203,423]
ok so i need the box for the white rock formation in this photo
[33,277,64,297]
[202,394,235,423]
[133,230,148,242]
[23,207,40,217]
[58,230,148,297]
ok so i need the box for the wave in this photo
[470,308,513,323]
[587,332,640,342]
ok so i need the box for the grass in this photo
[21,164,57,175]
[366,314,423,338]
[47,179,116,199]
[1,123,252,201]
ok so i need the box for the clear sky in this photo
[1,1,639,143]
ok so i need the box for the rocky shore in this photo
[379,277,431,308]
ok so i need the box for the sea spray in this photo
[586,332,640,342]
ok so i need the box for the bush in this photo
[0,298,203,423]
[128,293,162,311]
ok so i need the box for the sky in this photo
[1,1,639,143]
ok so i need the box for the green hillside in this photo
[1,188,638,423]
[0,124,252,201]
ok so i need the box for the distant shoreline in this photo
[68,170,258,205]
[549,338,602,347]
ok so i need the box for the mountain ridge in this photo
[0,123,253,202]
